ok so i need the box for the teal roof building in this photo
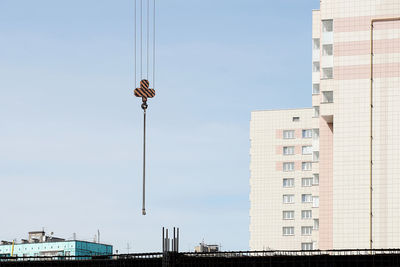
[0,231,112,257]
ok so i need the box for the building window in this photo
[322,44,333,56]
[283,194,294,204]
[312,38,320,50]
[302,178,313,187]
[283,162,295,172]
[283,211,295,220]
[301,226,313,236]
[313,174,319,185]
[312,83,320,94]
[302,129,312,138]
[302,194,312,203]
[322,20,333,32]
[302,162,312,171]
[301,210,312,219]
[301,242,313,250]
[322,67,333,79]
[322,91,333,103]
[313,151,319,162]
[283,146,295,155]
[313,106,320,117]
[283,178,294,188]
[292,117,300,122]
[283,130,295,139]
[312,196,320,208]
[312,61,320,72]
[313,129,319,139]
[283,227,294,236]
[313,219,319,230]
[302,146,312,155]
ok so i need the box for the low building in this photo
[0,231,112,257]
[194,241,219,253]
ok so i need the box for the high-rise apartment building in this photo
[250,0,400,250]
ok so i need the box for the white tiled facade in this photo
[250,0,400,250]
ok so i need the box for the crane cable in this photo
[134,0,156,216]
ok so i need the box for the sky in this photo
[0,0,320,253]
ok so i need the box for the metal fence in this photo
[2,249,400,267]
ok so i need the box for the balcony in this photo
[321,56,333,68]
[313,49,320,61]
[320,102,333,123]
[322,32,333,44]
[321,20,333,44]
[312,72,320,82]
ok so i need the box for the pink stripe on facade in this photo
[295,145,302,155]
[373,20,400,30]
[295,129,302,139]
[276,129,282,139]
[335,63,400,80]
[295,161,302,171]
[334,16,371,33]
[334,64,370,80]
[334,15,400,33]
[276,145,283,155]
[335,39,400,57]
[276,162,282,171]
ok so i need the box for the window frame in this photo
[301,210,312,219]
[301,242,313,250]
[283,211,295,220]
[312,61,320,72]
[322,44,333,56]
[283,227,295,236]
[322,91,334,103]
[283,162,295,172]
[283,194,295,204]
[302,194,313,203]
[302,162,312,171]
[283,130,295,139]
[302,178,313,187]
[312,196,320,208]
[322,67,333,79]
[313,174,319,185]
[283,146,295,155]
[313,106,320,117]
[283,178,295,188]
[313,219,320,230]
[322,19,333,32]
[302,129,313,138]
[301,226,313,236]
[302,146,312,155]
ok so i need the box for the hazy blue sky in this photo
[0,0,319,252]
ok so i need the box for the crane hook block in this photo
[134,79,156,103]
